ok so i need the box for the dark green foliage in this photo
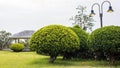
[10,43,25,52]
[70,26,89,58]
[90,26,120,65]
[30,25,80,63]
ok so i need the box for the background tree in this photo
[70,5,94,31]
[0,30,11,50]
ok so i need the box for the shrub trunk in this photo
[109,56,115,65]
[49,55,57,63]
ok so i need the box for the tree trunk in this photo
[49,55,56,63]
[0,47,2,50]
[0,45,3,50]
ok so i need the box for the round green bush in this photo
[70,27,89,58]
[10,43,25,52]
[90,26,120,64]
[30,25,80,63]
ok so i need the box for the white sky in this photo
[0,0,119,34]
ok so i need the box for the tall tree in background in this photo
[0,30,11,50]
[70,5,94,31]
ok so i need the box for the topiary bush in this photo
[10,43,25,52]
[30,25,80,63]
[90,26,120,65]
[64,26,89,59]
[72,27,88,57]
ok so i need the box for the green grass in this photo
[0,51,120,68]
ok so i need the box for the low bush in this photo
[90,26,120,65]
[10,43,25,52]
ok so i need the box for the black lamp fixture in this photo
[90,10,96,16]
[90,1,114,28]
[107,6,114,12]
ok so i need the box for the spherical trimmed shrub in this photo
[70,27,89,58]
[90,26,120,64]
[10,43,25,52]
[30,25,80,63]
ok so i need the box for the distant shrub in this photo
[10,43,25,52]
[90,26,120,65]
[30,25,80,63]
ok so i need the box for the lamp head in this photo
[89,10,95,17]
[107,6,114,12]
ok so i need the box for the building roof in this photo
[9,30,35,39]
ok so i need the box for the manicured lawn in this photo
[0,51,120,68]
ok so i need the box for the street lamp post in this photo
[90,1,114,28]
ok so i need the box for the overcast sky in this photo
[0,0,120,34]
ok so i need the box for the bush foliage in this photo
[90,26,120,65]
[69,26,89,58]
[30,25,80,63]
[10,43,25,52]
